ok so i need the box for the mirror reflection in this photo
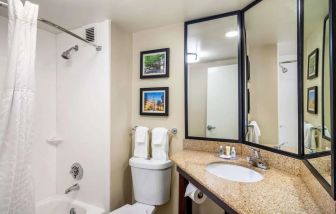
[308,156,331,185]
[322,17,331,141]
[303,0,330,154]
[187,15,239,140]
[244,0,298,153]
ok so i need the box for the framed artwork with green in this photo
[140,48,169,79]
[307,48,319,79]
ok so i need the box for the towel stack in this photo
[152,127,169,161]
[247,121,261,144]
[134,126,150,159]
[133,126,170,160]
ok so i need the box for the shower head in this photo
[62,45,79,59]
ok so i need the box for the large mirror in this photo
[185,14,240,141]
[244,0,299,153]
[304,0,331,185]
[303,0,330,155]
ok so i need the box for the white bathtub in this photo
[36,195,105,214]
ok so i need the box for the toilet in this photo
[110,157,173,214]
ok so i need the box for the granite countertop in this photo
[171,150,320,214]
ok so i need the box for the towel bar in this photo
[131,126,178,135]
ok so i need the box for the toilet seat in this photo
[110,202,155,214]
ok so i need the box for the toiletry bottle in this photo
[226,146,231,156]
[230,147,236,158]
[219,146,224,156]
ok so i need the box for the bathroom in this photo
[0,0,335,213]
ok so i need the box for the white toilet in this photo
[110,157,173,214]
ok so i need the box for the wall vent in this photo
[85,27,95,42]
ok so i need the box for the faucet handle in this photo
[248,146,261,158]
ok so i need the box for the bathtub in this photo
[36,195,105,214]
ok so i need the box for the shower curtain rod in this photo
[0,1,102,51]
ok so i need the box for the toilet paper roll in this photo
[184,183,207,204]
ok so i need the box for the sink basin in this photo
[206,162,263,183]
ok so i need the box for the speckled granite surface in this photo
[171,150,322,214]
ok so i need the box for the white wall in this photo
[188,59,238,137]
[0,16,57,201]
[56,20,112,211]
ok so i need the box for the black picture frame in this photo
[140,48,170,79]
[307,86,318,114]
[140,87,169,116]
[307,48,319,79]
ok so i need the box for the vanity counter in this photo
[171,150,320,214]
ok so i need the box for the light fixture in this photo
[187,53,199,63]
[225,30,238,38]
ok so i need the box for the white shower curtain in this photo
[0,0,39,213]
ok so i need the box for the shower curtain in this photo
[0,0,39,213]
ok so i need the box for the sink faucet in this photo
[247,147,269,170]
[65,183,80,194]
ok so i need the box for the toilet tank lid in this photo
[129,157,173,170]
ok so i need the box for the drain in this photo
[70,208,76,214]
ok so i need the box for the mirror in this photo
[244,0,299,153]
[304,0,331,186]
[303,0,330,154]
[186,14,240,140]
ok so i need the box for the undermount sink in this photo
[206,162,264,183]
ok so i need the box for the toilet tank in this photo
[129,157,173,206]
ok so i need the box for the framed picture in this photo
[307,48,319,79]
[140,87,169,116]
[140,48,169,79]
[307,86,318,114]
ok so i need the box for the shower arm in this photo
[0,1,102,51]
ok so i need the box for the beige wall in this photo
[303,17,332,151]
[110,23,133,210]
[304,20,324,127]
[249,44,278,146]
[131,23,185,214]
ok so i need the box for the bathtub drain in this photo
[70,208,76,214]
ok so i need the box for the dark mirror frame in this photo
[322,15,331,141]
[302,0,336,199]
[184,11,243,143]
[184,0,336,199]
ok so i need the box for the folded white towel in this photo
[248,121,261,144]
[152,127,169,160]
[134,126,149,158]
[304,122,314,149]
[323,126,331,138]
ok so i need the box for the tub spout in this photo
[65,183,80,194]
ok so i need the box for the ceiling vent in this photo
[85,27,95,42]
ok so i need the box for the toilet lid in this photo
[110,203,155,214]
[129,157,172,170]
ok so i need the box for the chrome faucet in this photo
[247,147,269,170]
[65,183,80,194]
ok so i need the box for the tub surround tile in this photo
[172,150,321,214]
